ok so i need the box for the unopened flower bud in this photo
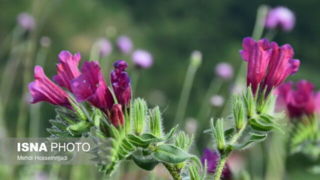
[190,50,202,68]
[233,97,246,130]
[133,98,147,135]
[149,106,163,137]
[110,104,125,127]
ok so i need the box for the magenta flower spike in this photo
[116,36,133,54]
[28,66,70,107]
[201,149,231,179]
[265,6,295,32]
[277,80,320,118]
[53,51,81,91]
[240,37,300,95]
[131,50,153,69]
[110,60,132,107]
[71,61,114,112]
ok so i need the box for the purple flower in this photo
[116,36,133,54]
[28,66,70,107]
[215,63,233,79]
[96,38,112,58]
[210,95,225,107]
[53,51,81,91]
[110,60,131,107]
[131,50,153,69]
[110,104,125,127]
[71,61,114,112]
[265,6,295,32]
[201,149,231,179]
[240,37,300,95]
[276,80,320,118]
[17,13,36,31]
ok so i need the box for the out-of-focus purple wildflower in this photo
[28,66,70,107]
[215,63,233,80]
[265,6,295,32]
[33,172,49,180]
[71,61,114,112]
[116,36,133,54]
[40,36,51,47]
[240,37,300,95]
[96,38,112,58]
[210,95,224,107]
[110,104,125,127]
[131,50,153,69]
[17,13,36,31]
[201,149,232,179]
[185,118,197,134]
[276,80,320,118]
[110,60,131,107]
[53,51,81,91]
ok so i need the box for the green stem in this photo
[174,60,199,125]
[163,163,182,180]
[214,125,246,179]
[214,154,228,180]
[252,5,269,40]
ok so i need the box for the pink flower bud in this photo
[110,104,125,127]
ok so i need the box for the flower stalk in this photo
[174,51,202,124]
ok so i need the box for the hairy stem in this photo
[214,153,228,180]
[163,163,182,180]
[214,125,246,179]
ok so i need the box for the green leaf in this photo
[152,144,192,164]
[67,121,91,133]
[210,118,226,150]
[224,128,235,140]
[127,134,150,148]
[249,117,273,131]
[131,151,159,171]
[234,132,267,150]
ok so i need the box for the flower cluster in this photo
[277,80,320,118]
[240,37,300,95]
[28,50,131,127]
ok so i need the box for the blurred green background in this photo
[1,0,320,179]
